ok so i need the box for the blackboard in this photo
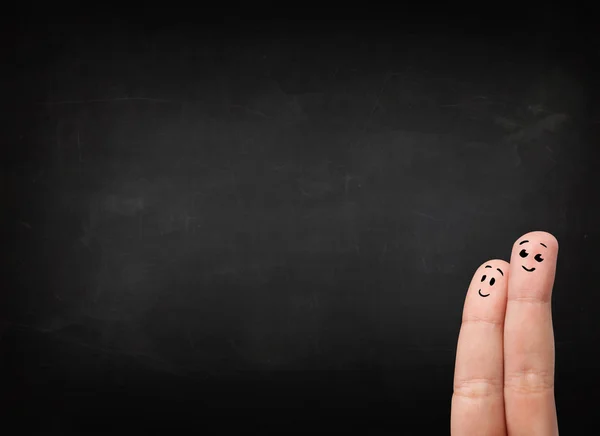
[2,11,598,434]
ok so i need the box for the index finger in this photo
[504,231,559,436]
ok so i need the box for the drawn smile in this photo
[522,266,536,272]
[478,289,490,297]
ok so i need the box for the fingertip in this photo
[465,259,509,312]
[508,230,558,301]
[512,231,559,252]
[472,259,509,283]
[543,232,559,251]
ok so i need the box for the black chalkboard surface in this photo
[2,12,598,434]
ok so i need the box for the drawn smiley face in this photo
[478,265,504,297]
[517,239,546,272]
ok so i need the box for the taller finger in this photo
[504,231,559,436]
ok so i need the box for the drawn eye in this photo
[519,249,529,258]
[489,277,496,286]
[534,253,544,262]
[481,275,486,282]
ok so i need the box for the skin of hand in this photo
[451,231,559,436]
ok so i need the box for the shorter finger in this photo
[451,259,509,436]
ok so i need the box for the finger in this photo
[451,259,509,436]
[504,231,559,436]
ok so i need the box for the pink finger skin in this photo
[451,260,509,436]
[504,231,559,436]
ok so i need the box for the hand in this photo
[451,231,559,435]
